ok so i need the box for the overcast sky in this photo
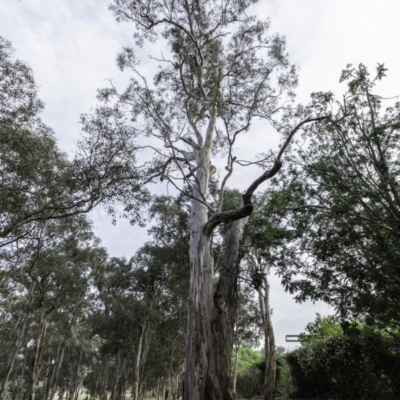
[2,0,400,349]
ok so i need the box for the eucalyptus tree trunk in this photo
[183,92,251,398]
[25,313,50,400]
[48,340,69,400]
[232,345,240,397]
[139,327,151,393]
[120,361,128,400]
[45,340,61,400]
[184,109,222,400]
[14,340,29,400]
[212,217,248,400]
[258,276,276,400]
[0,282,35,400]
[72,345,83,400]
[185,208,216,400]
[0,312,31,400]
[111,352,121,400]
[100,361,109,400]
[132,329,143,400]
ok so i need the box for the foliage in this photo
[275,354,293,397]
[231,347,263,374]
[270,64,400,330]
[233,349,293,399]
[299,313,343,345]
[5,1,400,398]
[0,36,148,248]
[287,320,400,399]
[234,349,264,399]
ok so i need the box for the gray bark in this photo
[184,107,220,400]
[259,276,276,400]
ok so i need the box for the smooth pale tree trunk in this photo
[156,379,160,400]
[184,124,218,400]
[25,308,52,400]
[258,276,276,400]
[0,312,31,400]
[184,206,217,399]
[100,361,109,400]
[111,352,121,400]
[184,105,249,400]
[139,327,151,390]
[45,339,61,400]
[132,329,143,400]
[41,351,52,400]
[48,340,69,400]
[14,341,29,400]
[232,345,240,397]
[0,282,35,400]
[72,345,83,400]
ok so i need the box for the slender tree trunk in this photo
[111,352,121,400]
[132,330,143,400]
[58,385,65,400]
[13,340,29,400]
[120,360,127,400]
[45,340,61,400]
[232,345,240,398]
[156,379,160,400]
[72,345,83,400]
[25,313,50,400]
[139,326,151,397]
[0,282,35,400]
[48,340,68,400]
[0,313,30,400]
[259,276,276,400]
[40,350,52,400]
[100,362,109,400]
[90,373,99,400]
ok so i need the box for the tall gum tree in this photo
[97,0,329,398]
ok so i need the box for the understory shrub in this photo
[286,327,400,399]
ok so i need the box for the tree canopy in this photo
[2,2,400,400]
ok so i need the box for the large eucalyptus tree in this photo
[98,1,328,398]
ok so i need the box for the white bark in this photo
[258,275,276,400]
[232,346,240,397]
[132,330,143,400]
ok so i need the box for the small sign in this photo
[285,335,300,342]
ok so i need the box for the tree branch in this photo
[203,116,329,235]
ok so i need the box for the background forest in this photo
[1,1,400,400]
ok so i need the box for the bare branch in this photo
[203,115,330,235]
